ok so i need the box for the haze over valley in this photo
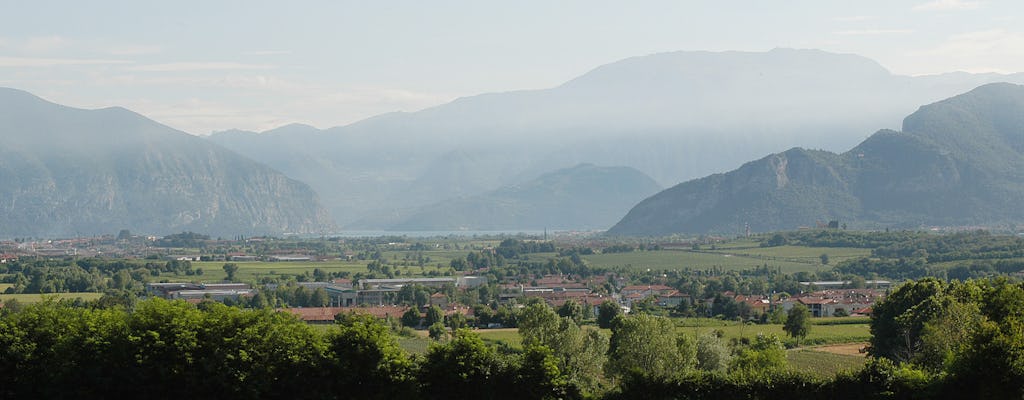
[5,2,1024,237]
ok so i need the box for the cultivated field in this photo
[0,292,104,303]
[190,260,452,282]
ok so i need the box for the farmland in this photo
[578,245,871,274]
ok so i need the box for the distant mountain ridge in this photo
[608,83,1024,236]
[348,164,662,230]
[0,88,336,237]
[208,49,1024,228]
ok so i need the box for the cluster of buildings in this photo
[145,282,256,303]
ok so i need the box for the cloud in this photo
[919,29,1024,57]
[833,29,915,36]
[125,62,276,72]
[833,15,878,22]
[909,29,1024,74]
[913,0,982,11]
[242,50,291,56]
[108,45,162,56]
[23,35,67,53]
[0,56,132,67]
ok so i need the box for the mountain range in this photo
[208,48,1024,229]
[608,83,1024,236]
[0,88,335,238]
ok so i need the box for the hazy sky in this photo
[2,0,1022,134]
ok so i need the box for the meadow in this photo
[190,259,452,282]
[580,247,870,274]
[0,292,104,303]
[471,318,871,350]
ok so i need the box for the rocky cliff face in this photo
[0,88,335,237]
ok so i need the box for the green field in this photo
[190,260,452,282]
[705,245,871,264]
[473,319,871,350]
[0,292,104,303]
[680,322,871,346]
[578,245,871,274]
[581,250,813,273]
[787,348,867,376]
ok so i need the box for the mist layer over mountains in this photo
[208,49,1024,230]
[4,48,1024,237]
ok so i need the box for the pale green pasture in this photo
[0,292,104,303]
[476,320,870,349]
[705,245,872,265]
[787,349,867,376]
[581,250,821,273]
[679,322,870,345]
[191,260,451,282]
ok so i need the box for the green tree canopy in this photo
[784,303,810,345]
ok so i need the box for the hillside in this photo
[608,83,1024,236]
[0,88,336,237]
[208,49,1024,228]
[354,164,661,230]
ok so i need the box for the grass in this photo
[787,349,867,377]
[0,292,105,303]
[477,328,524,349]
[397,336,433,354]
[189,260,452,282]
[679,321,871,346]
[581,250,820,273]
[576,244,872,274]
[473,319,870,351]
[704,245,871,264]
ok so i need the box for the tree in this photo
[428,322,448,341]
[730,333,787,373]
[517,302,608,394]
[308,287,329,307]
[400,308,421,328]
[784,303,810,345]
[608,314,693,379]
[222,263,239,281]
[328,313,415,398]
[597,300,622,329]
[425,305,444,327]
[557,299,585,325]
[695,333,731,371]
[869,278,946,361]
[820,253,830,265]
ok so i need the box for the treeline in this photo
[0,258,197,295]
[759,229,926,248]
[609,277,1024,399]
[4,287,1020,399]
[0,298,580,399]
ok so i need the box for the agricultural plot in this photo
[191,260,452,282]
[578,243,872,274]
[581,250,820,273]
[475,320,870,351]
[0,292,104,303]
[678,322,871,346]
[704,245,872,266]
[787,348,867,376]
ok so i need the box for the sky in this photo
[2,0,1023,135]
